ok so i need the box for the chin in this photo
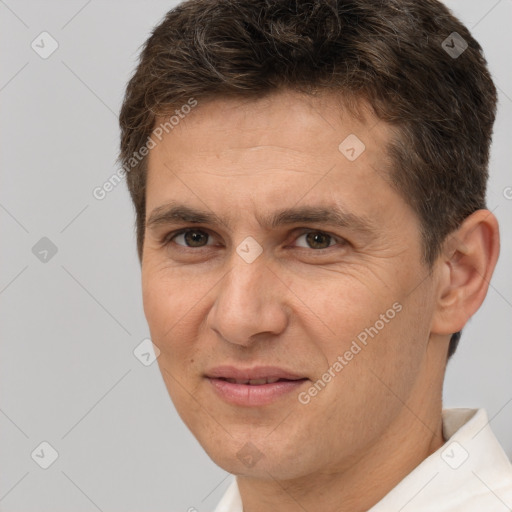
[197,430,318,480]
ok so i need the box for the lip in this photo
[205,366,308,407]
[205,365,306,381]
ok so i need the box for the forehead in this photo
[145,90,404,226]
[150,90,390,159]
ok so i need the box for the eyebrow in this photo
[146,200,378,235]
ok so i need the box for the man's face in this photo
[142,91,441,479]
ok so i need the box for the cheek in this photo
[305,267,429,396]
[142,263,203,333]
[142,274,171,335]
[143,273,205,414]
[142,272,191,370]
[305,274,396,346]
[142,266,215,378]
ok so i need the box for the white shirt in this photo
[214,408,512,511]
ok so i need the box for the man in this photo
[118,0,512,510]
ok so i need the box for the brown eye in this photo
[172,229,211,247]
[295,231,337,250]
[305,232,332,249]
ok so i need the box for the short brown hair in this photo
[118,0,497,358]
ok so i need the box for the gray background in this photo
[0,1,511,511]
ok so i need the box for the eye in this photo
[165,229,215,248]
[161,228,347,252]
[294,230,344,250]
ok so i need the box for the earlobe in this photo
[431,209,500,336]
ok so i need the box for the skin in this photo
[141,90,500,512]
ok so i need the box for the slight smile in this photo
[205,366,309,407]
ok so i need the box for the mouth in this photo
[217,377,301,385]
[205,366,309,406]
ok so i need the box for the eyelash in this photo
[161,228,347,251]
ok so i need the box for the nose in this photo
[207,256,289,348]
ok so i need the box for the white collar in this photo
[214,408,512,512]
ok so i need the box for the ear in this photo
[430,209,500,336]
